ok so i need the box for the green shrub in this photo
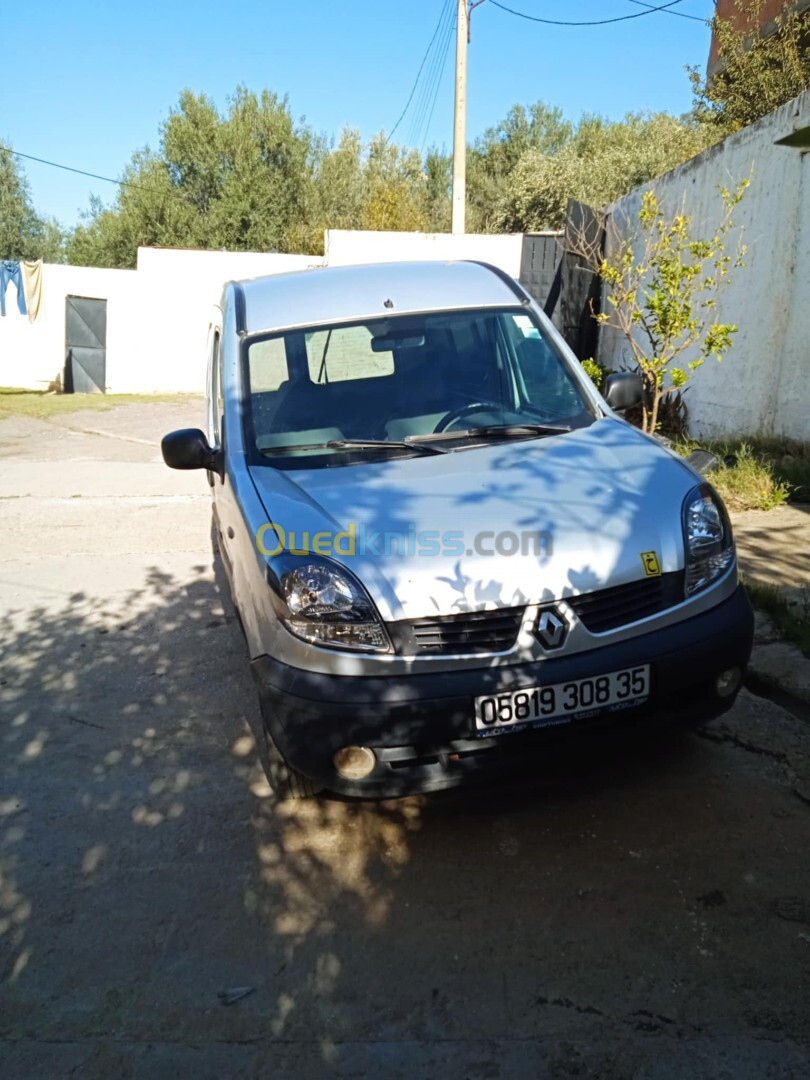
[675,440,792,512]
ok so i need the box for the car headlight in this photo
[269,558,391,653]
[682,484,735,596]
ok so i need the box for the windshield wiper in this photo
[260,438,446,457]
[406,423,571,444]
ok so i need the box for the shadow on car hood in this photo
[248,420,695,621]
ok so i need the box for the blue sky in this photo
[1,1,715,228]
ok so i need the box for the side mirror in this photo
[162,428,221,473]
[603,372,643,413]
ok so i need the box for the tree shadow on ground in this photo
[1,553,809,1077]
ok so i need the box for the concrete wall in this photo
[0,249,320,394]
[0,264,137,392]
[325,229,525,279]
[598,90,810,443]
[1,236,524,395]
[131,248,319,393]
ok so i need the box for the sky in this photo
[1,0,716,228]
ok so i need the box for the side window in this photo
[249,336,289,391]
[507,314,581,419]
[305,325,394,384]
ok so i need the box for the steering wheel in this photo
[433,402,503,433]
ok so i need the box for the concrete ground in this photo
[734,505,810,592]
[1,402,809,1079]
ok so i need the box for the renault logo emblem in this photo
[535,606,568,651]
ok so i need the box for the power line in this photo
[488,0,687,27]
[625,0,710,21]
[420,10,456,151]
[387,2,451,144]
[0,144,128,187]
[410,1,456,148]
[405,1,453,145]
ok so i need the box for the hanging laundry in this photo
[0,261,27,317]
[22,260,43,322]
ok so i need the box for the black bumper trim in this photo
[251,584,753,797]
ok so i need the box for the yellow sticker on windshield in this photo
[641,551,662,577]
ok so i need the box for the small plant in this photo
[675,440,792,512]
[580,357,606,389]
[596,180,749,435]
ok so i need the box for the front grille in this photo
[566,571,685,633]
[391,607,525,656]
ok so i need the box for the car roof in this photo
[231,260,525,336]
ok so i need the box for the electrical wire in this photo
[625,0,710,21]
[0,143,128,186]
[420,11,456,151]
[387,1,452,144]
[409,1,455,148]
[488,0,687,27]
[405,0,454,146]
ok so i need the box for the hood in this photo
[248,419,697,621]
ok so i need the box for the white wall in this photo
[1,236,528,395]
[0,248,321,394]
[325,229,525,279]
[130,248,320,393]
[598,91,810,442]
[0,264,138,391]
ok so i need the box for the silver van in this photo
[162,260,753,799]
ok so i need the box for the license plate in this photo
[474,665,650,737]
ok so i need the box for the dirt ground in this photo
[1,401,809,1079]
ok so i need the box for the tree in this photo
[467,102,573,231]
[361,135,430,233]
[594,180,749,434]
[423,150,452,232]
[66,89,439,266]
[494,112,714,232]
[0,145,64,262]
[68,88,321,267]
[690,0,810,133]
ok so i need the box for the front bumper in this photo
[252,584,754,798]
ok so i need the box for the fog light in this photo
[716,667,742,698]
[333,745,376,780]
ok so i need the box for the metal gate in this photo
[519,204,605,363]
[558,200,604,364]
[519,233,562,316]
[65,296,107,393]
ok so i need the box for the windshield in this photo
[244,307,595,466]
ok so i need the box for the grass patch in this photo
[739,436,810,503]
[0,389,200,421]
[675,439,793,511]
[744,579,810,659]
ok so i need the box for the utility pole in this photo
[452,1,485,235]
[451,0,469,234]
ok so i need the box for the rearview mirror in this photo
[371,334,425,353]
[162,428,221,474]
[603,372,643,413]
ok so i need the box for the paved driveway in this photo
[1,403,808,1078]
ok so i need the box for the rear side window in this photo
[305,325,394,384]
[250,337,289,392]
